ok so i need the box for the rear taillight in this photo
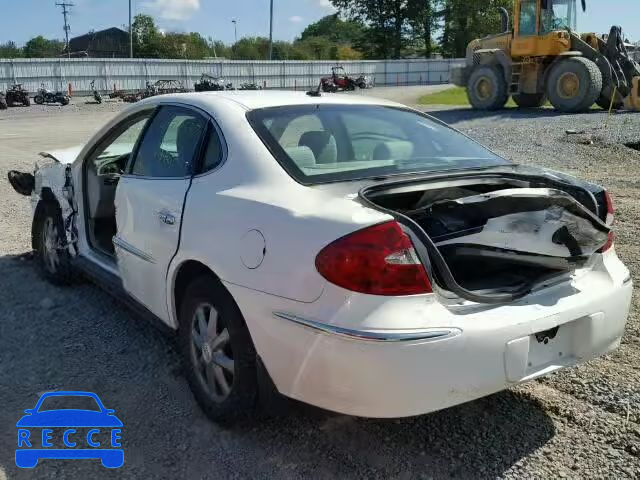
[601,191,615,252]
[315,221,432,296]
[604,190,615,226]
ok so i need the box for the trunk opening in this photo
[360,172,611,304]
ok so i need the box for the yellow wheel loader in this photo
[451,0,640,112]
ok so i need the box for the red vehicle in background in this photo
[321,66,358,92]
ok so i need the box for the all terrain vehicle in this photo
[451,0,640,112]
[321,66,357,92]
[5,84,30,107]
[194,74,232,92]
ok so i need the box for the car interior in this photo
[84,111,206,258]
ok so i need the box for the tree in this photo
[132,14,162,57]
[23,36,64,58]
[299,13,366,45]
[0,41,22,58]
[439,0,513,57]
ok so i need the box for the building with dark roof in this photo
[68,27,129,58]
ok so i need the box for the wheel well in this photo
[31,188,59,250]
[173,260,219,321]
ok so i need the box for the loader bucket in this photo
[623,76,640,111]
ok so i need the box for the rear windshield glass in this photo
[247,105,507,184]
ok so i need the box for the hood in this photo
[39,146,84,165]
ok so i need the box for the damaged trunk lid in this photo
[359,166,613,304]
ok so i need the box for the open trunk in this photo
[360,168,612,304]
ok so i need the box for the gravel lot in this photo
[0,91,639,479]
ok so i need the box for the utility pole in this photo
[129,0,133,58]
[268,0,274,60]
[232,19,238,45]
[56,2,74,58]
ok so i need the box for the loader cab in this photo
[512,0,575,57]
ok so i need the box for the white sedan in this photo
[8,91,632,422]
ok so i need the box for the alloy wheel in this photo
[191,302,235,402]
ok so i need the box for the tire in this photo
[512,92,546,108]
[60,97,70,106]
[34,95,44,105]
[179,275,258,424]
[546,57,603,113]
[33,202,74,285]
[23,97,30,107]
[467,65,509,111]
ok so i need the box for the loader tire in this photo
[512,93,546,108]
[467,65,509,111]
[546,57,602,113]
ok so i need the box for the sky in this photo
[0,0,638,46]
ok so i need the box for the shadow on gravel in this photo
[0,253,555,479]
[428,107,605,125]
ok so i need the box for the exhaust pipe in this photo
[499,7,510,32]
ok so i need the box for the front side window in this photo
[519,0,538,36]
[541,0,577,33]
[247,105,507,184]
[131,106,207,178]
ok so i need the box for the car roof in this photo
[146,90,402,111]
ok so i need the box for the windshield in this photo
[37,395,101,412]
[247,105,507,184]
[542,0,577,33]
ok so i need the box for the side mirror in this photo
[23,409,33,414]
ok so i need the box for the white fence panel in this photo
[0,58,463,95]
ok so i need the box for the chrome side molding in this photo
[112,236,156,264]
[273,312,462,343]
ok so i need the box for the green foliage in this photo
[439,0,515,57]
[23,36,64,58]
[0,41,21,58]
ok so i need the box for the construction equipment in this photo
[451,0,640,112]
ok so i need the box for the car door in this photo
[114,105,208,320]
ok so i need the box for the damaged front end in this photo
[360,167,613,304]
[8,149,80,257]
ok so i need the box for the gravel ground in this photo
[0,92,639,479]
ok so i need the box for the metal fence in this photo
[0,58,464,95]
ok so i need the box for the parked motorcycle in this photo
[34,84,70,106]
[90,80,102,104]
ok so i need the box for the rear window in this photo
[247,105,507,184]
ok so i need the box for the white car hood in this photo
[38,146,84,165]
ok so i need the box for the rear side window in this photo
[131,106,207,178]
[247,104,506,184]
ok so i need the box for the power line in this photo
[56,1,75,58]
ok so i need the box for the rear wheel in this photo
[60,97,70,106]
[512,92,546,108]
[467,65,509,110]
[179,276,258,424]
[23,96,31,107]
[34,95,44,105]
[546,57,602,113]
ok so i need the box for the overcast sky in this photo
[1,0,637,46]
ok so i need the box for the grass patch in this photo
[419,86,606,110]
[419,86,518,107]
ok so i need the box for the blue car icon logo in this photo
[16,391,123,468]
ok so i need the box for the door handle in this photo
[157,211,176,225]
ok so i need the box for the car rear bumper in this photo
[227,251,632,418]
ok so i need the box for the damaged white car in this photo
[8,91,632,422]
